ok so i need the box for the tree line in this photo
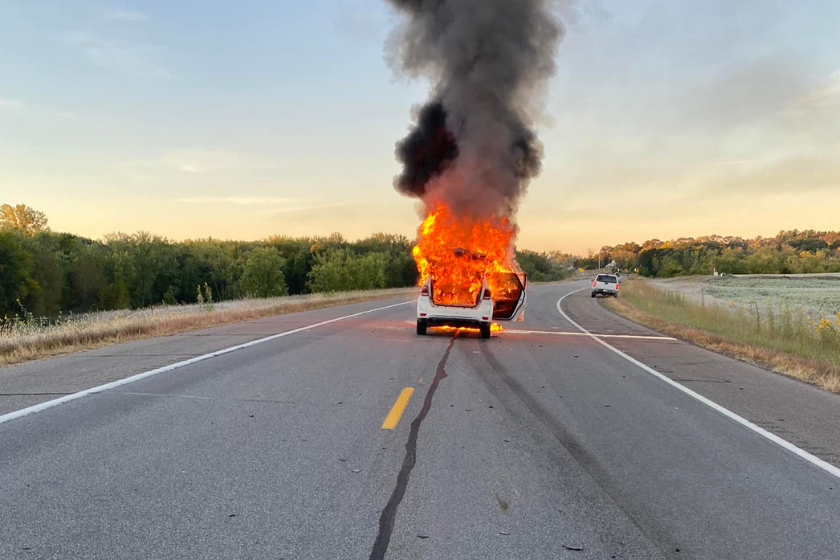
[0,204,570,318]
[13,204,833,316]
[593,230,840,278]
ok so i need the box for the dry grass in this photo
[0,288,414,367]
[604,278,840,394]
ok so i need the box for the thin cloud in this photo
[172,197,357,214]
[0,98,25,110]
[66,31,170,79]
[256,202,357,215]
[715,155,840,196]
[105,9,148,22]
[175,197,303,206]
[708,159,763,167]
[175,162,277,173]
[675,54,809,132]
[793,68,840,110]
[168,151,278,174]
[120,150,280,174]
[334,3,384,45]
[0,97,79,121]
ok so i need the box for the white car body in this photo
[591,273,620,297]
[416,272,527,338]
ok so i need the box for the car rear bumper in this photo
[423,317,487,328]
[417,297,493,327]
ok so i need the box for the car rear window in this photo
[596,275,617,283]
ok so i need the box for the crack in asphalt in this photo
[368,336,456,560]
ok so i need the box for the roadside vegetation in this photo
[605,277,840,393]
[587,230,840,277]
[0,288,415,366]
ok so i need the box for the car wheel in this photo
[416,319,427,335]
[590,292,596,298]
[479,323,491,339]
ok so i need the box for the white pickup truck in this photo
[416,270,527,339]
[591,273,620,297]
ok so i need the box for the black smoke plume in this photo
[386,0,563,217]
[395,101,458,198]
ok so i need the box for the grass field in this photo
[703,276,840,318]
[605,277,840,393]
[0,288,414,367]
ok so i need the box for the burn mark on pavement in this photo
[369,336,456,559]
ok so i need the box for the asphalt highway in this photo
[1,281,839,559]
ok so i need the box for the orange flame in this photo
[413,204,518,306]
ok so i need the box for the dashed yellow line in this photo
[381,388,415,430]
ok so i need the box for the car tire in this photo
[591,292,596,298]
[416,319,427,336]
[479,323,491,339]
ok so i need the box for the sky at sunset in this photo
[1,0,838,254]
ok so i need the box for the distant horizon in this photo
[8,202,836,257]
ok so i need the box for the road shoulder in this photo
[559,288,840,469]
[0,297,412,417]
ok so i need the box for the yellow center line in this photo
[381,387,415,430]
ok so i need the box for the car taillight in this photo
[482,289,492,301]
[592,281,597,287]
[420,285,429,297]
[616,283,620,290]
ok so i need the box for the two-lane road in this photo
[1,281,838,559]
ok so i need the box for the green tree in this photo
[743,247,783,274]
[714,247,746,274]
[657,255,685,278]
[131,232,163,307]
[0,230,35,316]
[99,245,134,310]
[71,243,106,310]
[20,234,64,316]
[187,240,239,301]
[241,247,288,297]
[307,248,386,292]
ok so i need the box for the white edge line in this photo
[557,287,840,481]
[0,300,413,426]
[506,329,677,341]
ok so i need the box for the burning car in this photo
[416,248,527,338]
